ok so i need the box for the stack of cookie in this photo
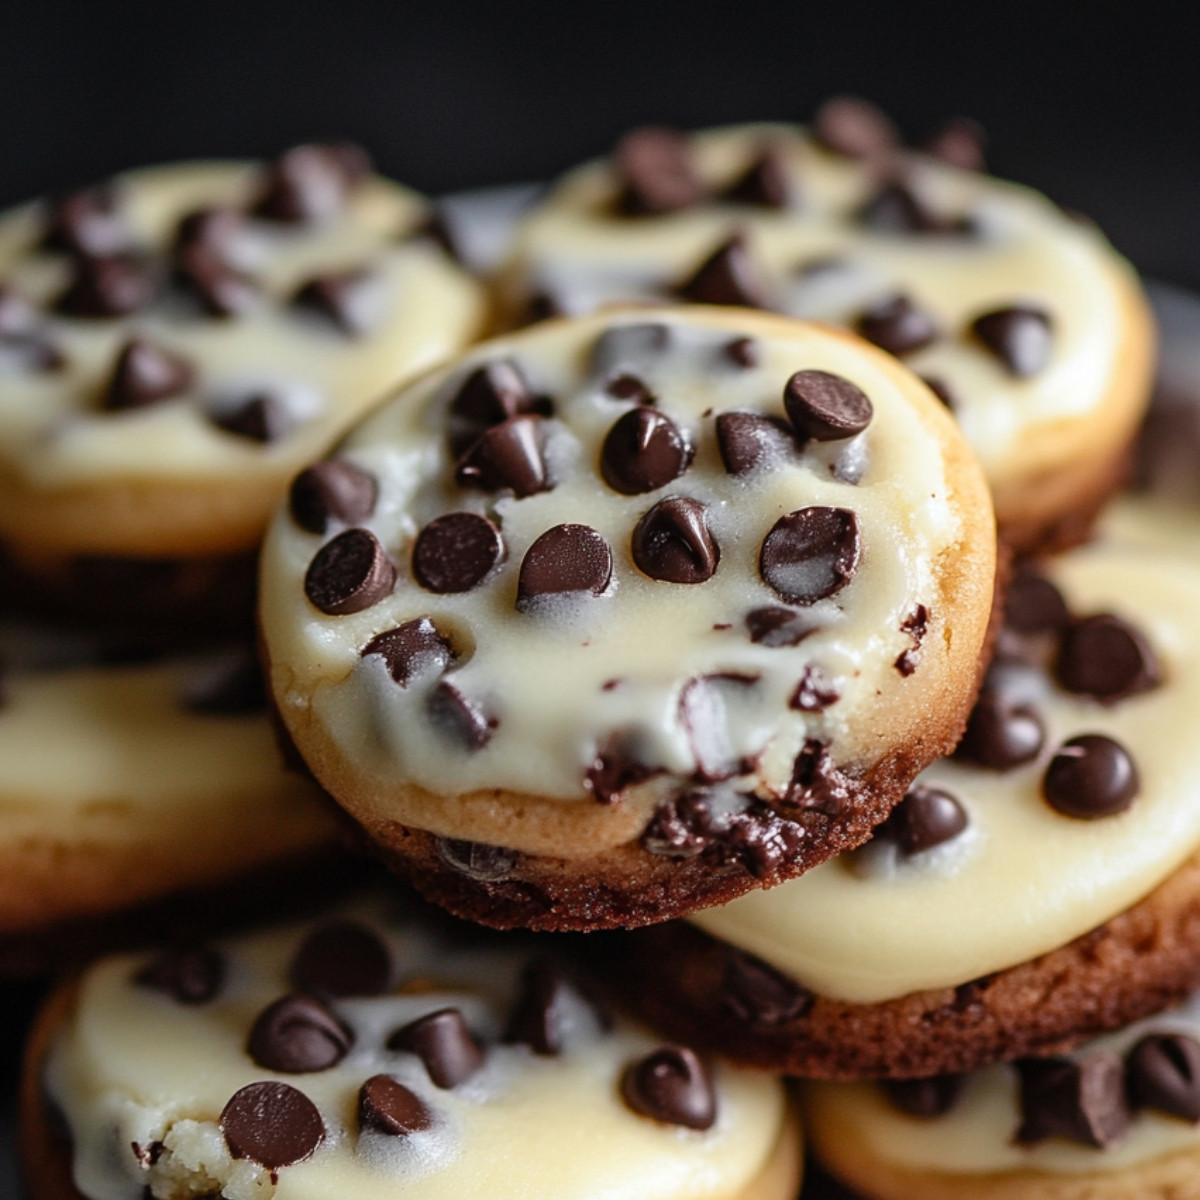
[9,99,1198,1200]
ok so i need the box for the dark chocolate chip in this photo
[632,496,719,585]
[600,407,691,494]
[604,373,656,404]
[759,507,860,604]
[1055,613,1162,703]
[221,1081,325,1168]
[102,338,194,411]
[174,206,244,258]
[955,694,1045,770]
[789,664,840,711]
[716,412,798,475]
[209,392,293,442]
[784,739,852,814]
[516,523,612,610]
[584,735,659,804]
[723,336,759,368]
[291,271,374,335]
[253,142,371,223]
[304,528,395,615]
[408,206,462,262]
[1016,1055,1130,1147]
[857,181,969,236]
[455,415,549,497]
[174,243,258,317]
[427,680,495,750]
[388,1009,484,1087]
[358,1075,432,1137]
[134,946,225,1005]
[1043,734,1139,819]
[412,512,504,594]
[883,1075,965,1117]
[1005,571,1070,635]
[813,96,899,159]
[42,186,129,257]
[721,948,814,1025]
[621,1046,716,1131]
[783,369,873,441]
[877,784,967,854]
[589,323,671,378]
[289,460,378,534]
[614,127,704,216]
[56,255,155,317]
[183,651,266,715]
[362,618,455,687]
[971,307,1053,377]
[1126,1034,1200,1122]
[435,837,519,881]
[504,961,575,1056]
[920,375,958,411]
[745,606,819,647]
[247,993,354,1073]
[721,148,791,208]
[923,117,988,171]
[856,293,938,357]
[677,233,770,309]
[291,921,391,997]
[450,359,537,430]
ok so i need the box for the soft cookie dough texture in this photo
[501,120,1155,552]
[260,307,995,929]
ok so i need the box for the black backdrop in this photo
[0,1,1196,287]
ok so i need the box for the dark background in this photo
[0,2,1195,270]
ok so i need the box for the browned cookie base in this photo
[605,847,1200,1078]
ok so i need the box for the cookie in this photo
[608,518,1200,1076]
[0,632,342,968]
[0,145,488,636]
[258,306,996,930]
[19,895,801,1200]
[803,986,1200,1200]
[499,109,1155,553]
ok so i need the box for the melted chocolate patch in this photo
[789,664,840,711]
[362,618,456,686]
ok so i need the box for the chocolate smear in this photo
[789,664,840,711]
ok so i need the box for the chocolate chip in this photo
[221,1081,325,1168]
[517,524,612,610]
[304,528,395,615]
[0,286,40,339]
[723,336,759,368]
[42,186,129,257]
[435,837,519,881]
[621,1046,716,1130]
[289,460,378,534]
[1055,614,1162,703]
[955,694,1045,770]
[292,271,374,335]
[1016,1055,1130,1147]
[971,307,1053,377]
[291,921,391,997]
[600,407,691,494]
[450,359,537,431]
[505,961,575,1055]
[784,739,852,814]
[716,412,798,475]
[388,1009,484,1087]
[813,96,899,159]
[677,233,770,309]
[856,293,938,357]
[209,392,293,442]
[455,415,549,497]
[362,618,455,686]
[134,946,224,1005]
[1126,1034,1200,1121]
[102,338,194,411]
[923,117,988,171]
[858,182,968,236]
[412,513,504,594]
[56,255,155,317]
[253,142,370,223]
[877,784,967,854]
[783,369,873,442]
[359,1075,432,1136]
[174,206,243,258]
[745,606,818,647]
[789,664,840,711]
[174,243,258,317]
[632,496,719,585]
[584,735,659,804]
[247,993,354,1073]
[604,373,656,403]
[721,148,790,208]
[721,948,813,1025]
[760,507,860,604]
[883,1075,965,1117]
[920,375,958,410]
[614,127,704,216]
[1043,734,1139,819]
[183,651,266,715]
[1005,571,1070,635]
[589,323,671,378]
[427,681,495,750]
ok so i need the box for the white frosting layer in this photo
[692,515,1200,1003]
[45,899,788,1200]
[260,309,979,807]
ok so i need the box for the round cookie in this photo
[803,987,1200,1200]
[20,896,801,1200]
[609,517,1200,1076]
[499,110,1155,554]
[259,307,996,930]
[0,145,488,635]
[0,631,342,969]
